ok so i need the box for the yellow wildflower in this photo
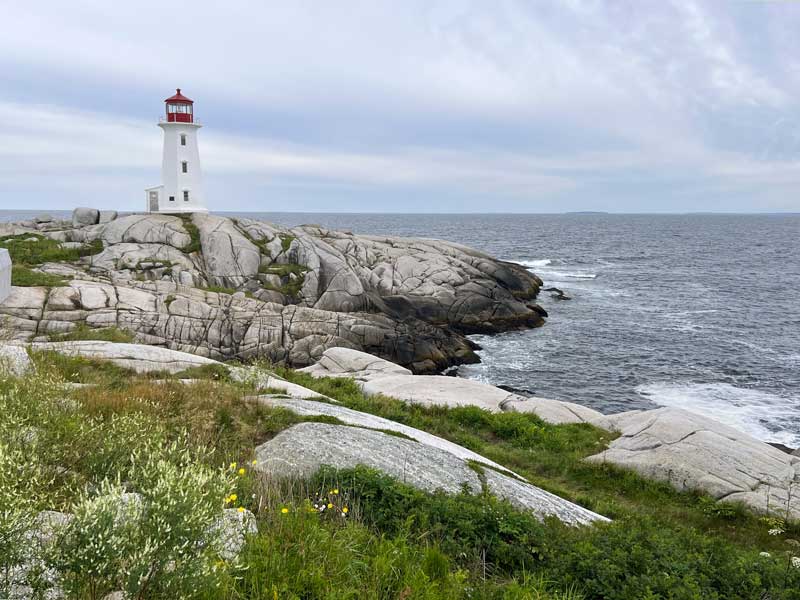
[342,506,349,514]
[281,507,289,514]
[230,493,237,502]
[251,459,257,466]
[238,468,246,476]
[229,462,237,470]
[237,506,245,513]
[327,503,333,509]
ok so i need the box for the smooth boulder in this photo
[254,421,608,525]
[298,347,412,381]
[72,207,100,227]
[586,407,800,519]
[30,341,222,374]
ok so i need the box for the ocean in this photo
[3,210,799,446]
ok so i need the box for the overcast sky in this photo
[2,1,800,213]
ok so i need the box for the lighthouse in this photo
[145,89,208,213]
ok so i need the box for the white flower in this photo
[768,528,784,536]
[791,556,800,569]
[759,552,771,557]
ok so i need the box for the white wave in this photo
[516,259,552,268]
[545,270,597,280]
[636,382,800,447]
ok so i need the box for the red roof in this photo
[164,88,193,104]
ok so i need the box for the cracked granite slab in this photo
[254,421,608,525]
[587,407,800,519]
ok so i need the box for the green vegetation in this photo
[179,216,202,254]
[200,284,238,295]
[10,265,68,287]
[237,225,273,258]
[49,325,135,344]
[260,263,310,298]
[0,233,103,287]
[0,234,102,266]
[278,233,296,254]
[2,357,799,599]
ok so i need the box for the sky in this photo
[1,0,800,213]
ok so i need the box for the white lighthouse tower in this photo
[145,89,208,213]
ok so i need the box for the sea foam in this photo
[636,381,800,447]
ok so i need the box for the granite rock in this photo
[586,407,800,519]
[72,207,100,227]
[254,421,608,525]
[0,344,32,376]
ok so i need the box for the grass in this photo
[3,357,799,599]
[200,284,238,295]
[11,265,68,287]
[1,234,103,287]
[237,224,273,258]
[0,234,102,266]
[49,325,135,343]
[276,369,800,558]
[179,215,202,254]
[278,233,296,254]
[260,263,310,297]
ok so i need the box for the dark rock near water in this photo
[0,211,545,373]
[543,287,571,300]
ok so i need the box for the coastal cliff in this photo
[0,210,545,373]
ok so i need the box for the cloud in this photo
[0,1,799,212]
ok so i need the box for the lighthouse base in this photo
[145,185,208,214]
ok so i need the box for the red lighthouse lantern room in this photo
[165,88,194,123]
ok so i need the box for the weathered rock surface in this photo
[72,207,99,227]
[362,374,519,412]
[0,345,32,377]
[587,407,800,519]
[194,214,261,287]
[98,210,118,224]
[504,395,604,424]
[304,347,604,423]
[0,247,10,303]
[254,395,516,476]
[93,214,191,249]
[254,421,608,525]
[31,340,220,373]
[206,508,258,561]
[298,346,412,381]
[0,212,545,373]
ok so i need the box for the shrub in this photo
[52,459,234,599]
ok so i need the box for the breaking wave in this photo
[636,381,800,447]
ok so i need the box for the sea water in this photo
[3,211,798,445]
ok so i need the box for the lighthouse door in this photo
[149,191,159,212]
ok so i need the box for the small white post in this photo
[0,248,11,304]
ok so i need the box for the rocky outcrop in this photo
[299,346,412,381]
[0,247,10,303]
[254,422,608,526]
[303,347,604,423]
[194,214,260,288]
[587,408,800,519]
[30,340,221,373]
[0,345,32,377]
[254,395,516,476]
[72,207,99,227]
[0,212,543,372]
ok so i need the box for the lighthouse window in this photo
[183,191,190,202]
[181,161,188,173]
[180,134,186,146]
[169,196,175,202]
